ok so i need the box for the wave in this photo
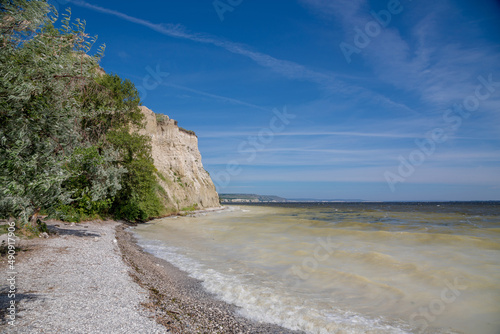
[133,204,500,334]
[134,234,412,334]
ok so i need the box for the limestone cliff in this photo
[139,106,220,211]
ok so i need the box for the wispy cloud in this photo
[123,72,271,112]
[300,0,500,111]
[70,0,413,113]
[200,130,422,139]
[220,165,500,185]
[160,82,271,112]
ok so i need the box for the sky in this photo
[49,0,500,201]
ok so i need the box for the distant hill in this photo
[219,193,287,203]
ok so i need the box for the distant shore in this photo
[0,219,300,333]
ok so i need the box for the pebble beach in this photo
[0,220,300,334]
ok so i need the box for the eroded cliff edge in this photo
[139,106,220,211]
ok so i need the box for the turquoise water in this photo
[133,203,500,334]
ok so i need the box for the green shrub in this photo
[181,203,199,212]
[107,129,165,222]
[0,2,168,225]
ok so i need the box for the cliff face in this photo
[139,106,220,210]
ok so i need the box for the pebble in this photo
[0,221,167,333]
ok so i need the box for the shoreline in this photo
[0,219,301,333]
[116,223,303,333]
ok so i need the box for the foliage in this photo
[0,0,167,228]
[0,2,100,227]
[63,145,122,214]
[181,203,199,212]
[82,72,164,222]
[156,113,168,123]
[107,129,164,221]
[80,73,142,143]
[179,127,196,136]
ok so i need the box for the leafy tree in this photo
[107,129,163,221]
[57,74,141,220]
[0,2,104,227]
[67,72,164,221]
[83,73,165,221]
[78,73,142,144]
[0,1,166,227]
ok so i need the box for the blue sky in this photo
[52,0,500,201]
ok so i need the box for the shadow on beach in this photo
[45,222,101,239]
[0,287,43,326]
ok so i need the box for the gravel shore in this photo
[0,220,166,333]
[1,220,302,334]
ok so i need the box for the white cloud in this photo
[70,0,413,113]
[200,130,422,139]
[224,165,500,185]
[160,82,271,112]
[300,0,500,113]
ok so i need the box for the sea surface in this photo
[133,202,500,334]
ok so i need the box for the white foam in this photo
[134,232,411,334]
